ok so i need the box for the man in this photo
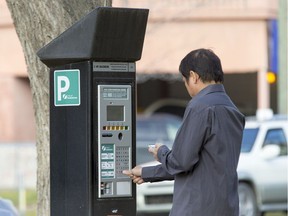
[123,48,245,216]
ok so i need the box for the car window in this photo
[166,122,181,141]
[263,128,288,156]
[241,128,259,152]
[136,115,182,164]
[137,121,169,142]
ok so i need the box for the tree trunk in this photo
[5,1,111,215]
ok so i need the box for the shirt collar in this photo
[194,84,225,99]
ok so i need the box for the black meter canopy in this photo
[37,7,149,216]
[37,7,149,67]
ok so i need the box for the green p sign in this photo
[54,69,80,106]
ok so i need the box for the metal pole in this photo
[278,0,288,114]
[258,68,270,110]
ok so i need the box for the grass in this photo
[0,188,37,216]
[0,189,286,216]
[266,213,287,216]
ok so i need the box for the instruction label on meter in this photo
[101,144,115,178]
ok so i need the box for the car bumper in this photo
[137,181,174,213]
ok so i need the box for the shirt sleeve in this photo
[142,164,174,182]
[157,107,211,175]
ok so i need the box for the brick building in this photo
[0,0,279,141]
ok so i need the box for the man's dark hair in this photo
[179,48,224,83]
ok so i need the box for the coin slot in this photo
[118,133,123,140]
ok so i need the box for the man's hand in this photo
[148,143,163,161]
[123,166,144,185]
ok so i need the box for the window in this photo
[241,128,259,152]
[263,129,287,156]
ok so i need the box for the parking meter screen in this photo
[107,105,124,121]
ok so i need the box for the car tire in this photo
[238,182,260,216]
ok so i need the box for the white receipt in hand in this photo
[148,144,155,149]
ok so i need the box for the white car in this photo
[136,111,288,216]
[136,161,173,215]
[136,114,181,215]
[238,113,288,216]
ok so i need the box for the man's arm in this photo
[123,164,174,184]
[157,108,211,175]
[141,164,174,182]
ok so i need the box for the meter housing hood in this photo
[37,7,149,67]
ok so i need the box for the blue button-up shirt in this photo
[142,84,245,216]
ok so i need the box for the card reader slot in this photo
[102,133,113,137]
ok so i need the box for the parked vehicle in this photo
[136,114,181,215]
[0,198,18,216]
[136,114,182,165]
[136,111,288,216]
[136,162,174,215]
[238,113,288,216]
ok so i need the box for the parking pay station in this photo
[37,7,148,216]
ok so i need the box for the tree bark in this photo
[5,1,111,215]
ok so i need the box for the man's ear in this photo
[190,71,198,84]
